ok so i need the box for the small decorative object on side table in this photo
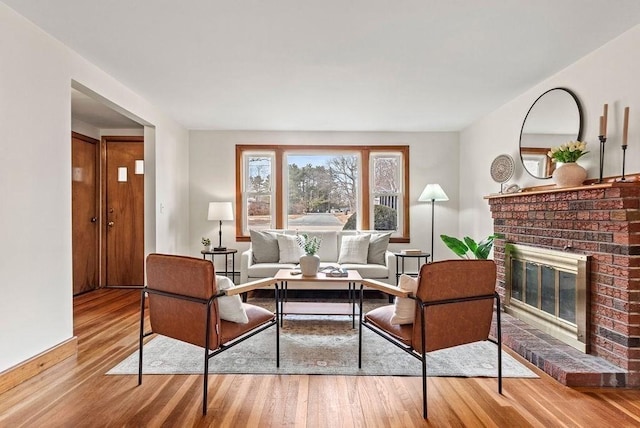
[201,237,212,252]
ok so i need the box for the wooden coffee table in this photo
[273,268,362,328]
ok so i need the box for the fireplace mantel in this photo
[485,179,640,200]
[486,182,640,386]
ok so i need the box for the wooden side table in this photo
[201,248,237,280]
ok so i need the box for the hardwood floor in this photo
[1,289,639,427]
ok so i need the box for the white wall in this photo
[0,3,190,372]
[460,24,640,241]
[189,131,460,267]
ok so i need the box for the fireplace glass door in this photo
[511,260,577,325]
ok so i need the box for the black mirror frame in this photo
[519,87,584,179]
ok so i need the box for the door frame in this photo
[71,132,101,294]
[100,135,145,287]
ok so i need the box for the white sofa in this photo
[240,229,396,288]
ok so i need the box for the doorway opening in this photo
[71,85,149,294]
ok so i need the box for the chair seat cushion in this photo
[365,305,412,346]
[220,303,275,344]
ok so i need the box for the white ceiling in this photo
[6,1,640,131]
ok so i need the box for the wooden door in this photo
[71,133,99,295]
[105,137,144,286]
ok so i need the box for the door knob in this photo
[108,221,115,227]
[91,217,97,223]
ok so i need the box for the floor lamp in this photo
[418,184,449,262]
[207,202,234,251]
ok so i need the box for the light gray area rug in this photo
[108,314,537,378]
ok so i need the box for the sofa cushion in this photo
[340,263,389,279]
[248,262,297,279]
[250,230,280,263]
[276,234,306,263]
[338,234,371,264]
[367,232,392,265]
[390,274,419,325]
[215,276,249,324]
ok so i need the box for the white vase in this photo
[299,254,320,276]
[552,162,587,188]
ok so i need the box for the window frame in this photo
[235,144,410,243]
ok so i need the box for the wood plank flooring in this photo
[1,289,639,427]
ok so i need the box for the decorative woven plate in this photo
[490,154,515,183]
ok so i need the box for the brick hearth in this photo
[495,312,626,387]
[487,181,640,387]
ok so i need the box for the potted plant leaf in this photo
[440,234,501,259]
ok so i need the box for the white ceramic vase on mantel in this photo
[299,254,321,276]
[552,162,587,188]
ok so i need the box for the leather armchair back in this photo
[411,259,497,353]
[146,254,222,349]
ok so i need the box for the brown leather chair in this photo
[359,259,501,419]
[139,253,279,415]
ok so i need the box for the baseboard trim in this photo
[0,337,78,395]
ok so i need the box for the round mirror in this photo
[519,88,583,179]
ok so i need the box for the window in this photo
[236,145,409,243]
[243,151,275,231]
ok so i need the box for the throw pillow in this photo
[250,229,280,263]
[276,234,306,263]
[215,276,248,324]
[338,234,371,264]
[367,232,392,265]
[390,274,419,325]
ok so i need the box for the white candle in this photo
[623,107,629,146]
[599,115,604,136]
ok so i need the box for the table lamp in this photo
[207,202,234,251]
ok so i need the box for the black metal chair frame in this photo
[358,286,502,419]
[138,284,280,415]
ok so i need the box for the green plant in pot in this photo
[440,234,501,259]
[297,233,321,255]
[201,237,211,250]
[297,233,322,276]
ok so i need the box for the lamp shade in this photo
[418,184,449,202]
[207,202,234,221]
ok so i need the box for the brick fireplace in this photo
[487,181,640,386]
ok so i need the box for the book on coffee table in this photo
[320,266,348,277]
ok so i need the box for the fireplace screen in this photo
[505,244,589,352]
